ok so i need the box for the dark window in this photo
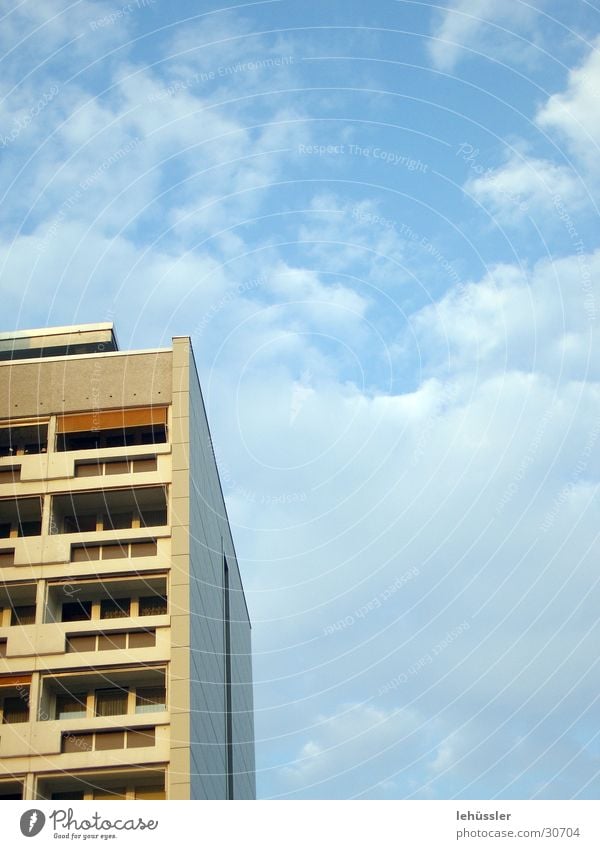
[0,424,47,456]
[17,520,41,537]
[95,688,128,717]
[2,695,29,723]
[57,435,99,451]
[64,514,96,533]
[105,433,135,448]
[52,790,84,800]
[100,598,130,619]
[135,687,166,714]
[140,426,166,445]
[139,595,167,616]
[62,601,92,622]
[102,512,132,530]
[10,605,35,625]
[140,509,167,527]
[56,693,87,720]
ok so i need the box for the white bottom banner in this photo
[1,800,598,847]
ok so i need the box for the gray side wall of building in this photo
[187,350,255,800]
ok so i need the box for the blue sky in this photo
[2,0,600,799]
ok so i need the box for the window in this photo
[0,423,48,457]
[100,598,130,619]
[135,687,166,714]
[97,633,127,650]
[52,790,84,800]
[10,605,35,625]
[127,727,155,748]
[40,772,165,800]
[62,601,92,622]
[135,785,165,800]
[95,688,128,717]
[70,540,157,561]
[18,520,42,536]
[93,788,127,800]
[139,595,167,616]
[64,514,96,533]
[128,630,155,648]
[75,457,158,478]
[0,549,14,566]
[56,693,87,720]
[66,630,156,652]
[56,408,167,452]
[66,635,96,653]
[62,733,92,753]
[131,541,158,558]
[95,731,125,751]
[0,497,42,537]
[0,782,24,799]
[103,461,129,475]
[0,467,20,483]
[61,729,154,753]
[52,487,167,535]
[102,512,132,531]
[2,694,29,724]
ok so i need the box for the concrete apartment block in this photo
[0,323,255,800]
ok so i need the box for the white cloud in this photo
[465,154,583,220]
[428,0,546,72]
[537,36,600,170]
[412,251,600,380]
[279,703,429,798]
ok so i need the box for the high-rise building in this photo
[0,323,255,800]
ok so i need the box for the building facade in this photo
[0,323,255,800]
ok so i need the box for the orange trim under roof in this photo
[0,675,31,687]
[56,407,167,434]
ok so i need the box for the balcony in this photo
[36,767,166,800]
[55,408,167,452]
[45,574,167,624]
[0,668,169,761]
[0,686,29,724]
[39,666,166,724]
[50,486,167,535]
[0,423,48,458]
[0,582,36,627]
[0,778,24,799]
[0,496,42,539]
